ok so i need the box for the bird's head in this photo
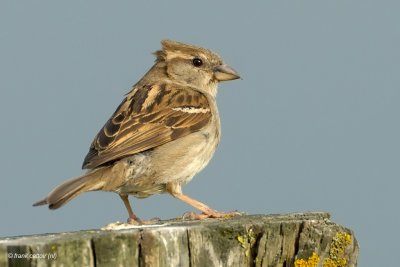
[154,40,240,96]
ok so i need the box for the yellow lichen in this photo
[323,232,352,267]
[323,258,348,267]
[294,252,320,267]
[236,228,256,257]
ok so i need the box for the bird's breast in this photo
[152,121,219,185]
[118,113,220,197]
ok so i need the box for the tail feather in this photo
[32,199,48,207]
[33,168,108,209]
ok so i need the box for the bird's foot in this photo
[127,217,141,225]
[182,210,242,220]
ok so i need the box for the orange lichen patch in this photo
[323,232,352,267]
[294,252,320,267]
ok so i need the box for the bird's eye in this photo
[192,57,203,67]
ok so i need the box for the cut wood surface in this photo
[0,212,359,267]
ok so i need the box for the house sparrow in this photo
[33,40,240,224]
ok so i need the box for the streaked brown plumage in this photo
[33,40,240,223]
[82,84,212,169]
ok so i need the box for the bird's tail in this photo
[33,167,109,209]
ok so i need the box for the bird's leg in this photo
[166,183,240,220]
[119,194,141,224]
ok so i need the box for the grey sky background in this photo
[1,1,399,266]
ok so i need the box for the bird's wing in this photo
[82,83,212,169]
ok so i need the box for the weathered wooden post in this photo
[0,212,358,267]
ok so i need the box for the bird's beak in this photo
[213,64,240,81]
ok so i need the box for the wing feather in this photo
[82,83,212,169]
